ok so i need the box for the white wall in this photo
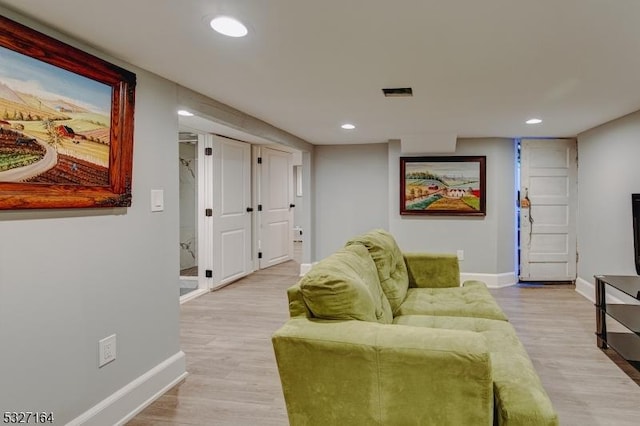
[389,139,516,275]
[313,143,389,259]
[577,110,640,301]
[0,9,184,424]
[312,138,516,278]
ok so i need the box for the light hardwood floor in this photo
[129,263,640,426]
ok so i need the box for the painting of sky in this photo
[0,45,111,114]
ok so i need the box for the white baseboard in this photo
[67,351,188,426]
[179,288,208,304]
[575,276,639,305]
[300,263,314,277]
[575,276,596,303]
[460,272,517,288]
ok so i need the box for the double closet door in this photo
[200,136,294,290]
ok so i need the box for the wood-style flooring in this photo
[129,263,640,426]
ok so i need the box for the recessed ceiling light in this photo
[210,16,248,37]
[178,110,194,117]
[526,118,542,124]
[341,123,356,130]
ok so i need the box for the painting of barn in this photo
[0,44,112,185]
[400,156,486,216]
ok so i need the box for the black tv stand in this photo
[595,275,640,370]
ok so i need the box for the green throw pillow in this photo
[300,244,392,323]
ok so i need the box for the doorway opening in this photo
[177,111,309,299]
[517,138,578,284]
[178,131,200,297]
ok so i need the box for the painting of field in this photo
[0,45,112,185]
[400,157,486,216]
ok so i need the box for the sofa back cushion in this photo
[346,229,409,312]
[299,244,393,324]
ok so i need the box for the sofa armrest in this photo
[286,283,312,318]
[404,252,461,288]
[272,318,493,426]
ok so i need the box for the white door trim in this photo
[519,138,578,281]
[199,134,214,291]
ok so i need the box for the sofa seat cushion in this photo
[394,315,558,426]
[393,315,520,350]
[299,244,393,324]
[346,229,409,312]
[394,284,508,321]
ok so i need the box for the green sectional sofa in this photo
[272,229,557,426]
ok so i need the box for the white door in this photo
[211,135,253,287]
[519,138,577,281]
[259,146,294,269]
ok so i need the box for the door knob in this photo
[246,207,254,212]
[289,204,295,208]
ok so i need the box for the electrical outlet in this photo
[99,334,117,368]
[457,250,464,261]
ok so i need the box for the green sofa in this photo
[273,229,558,426]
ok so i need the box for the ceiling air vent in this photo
[382,87,413,97]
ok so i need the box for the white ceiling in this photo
[2,0,640,146]
[178,114,275,145]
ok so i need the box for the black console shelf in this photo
[603,304,640,334]
[595,275,640,371]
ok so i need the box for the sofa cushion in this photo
[393,314,517,342]
[299,244,393,323]
[394,315,558,426]
[346,229,409,312]
[394,284,509,321]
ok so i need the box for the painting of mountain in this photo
[0,81,25,104]
[0,44,112,185]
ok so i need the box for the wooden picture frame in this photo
[0,15,136,209]
[400,156,486,216]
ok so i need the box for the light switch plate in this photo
[151,189,164,212]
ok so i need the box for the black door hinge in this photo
[258,252,263,259]
[257,157,262,164]
[205,147,213,156]
[205,269,213,278]
[205,208,212,216]
[257,204,263,211]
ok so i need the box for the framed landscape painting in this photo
[0,15,136,210]
[400,156,486,216]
